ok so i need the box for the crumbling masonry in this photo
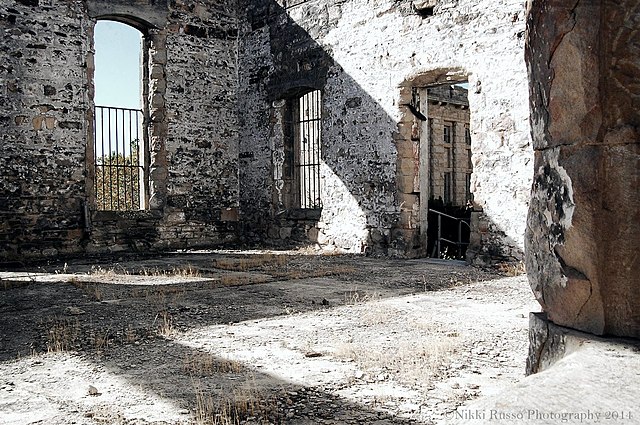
[1,0,533,263]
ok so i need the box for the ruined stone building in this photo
[0,0,534,264]
[1,0,639,395]
[423,85,472,209]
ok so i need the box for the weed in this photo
[192,376,283,425]
[183,352,244,376]
[45,317,80,353]
[124,325,138,343]
[154,311,174,337]
[92,329,112,353]
[496,261,526,276]
[213,254,289,272]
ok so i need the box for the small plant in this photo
[184,352,244,376]
[46,317,80,353]
[154,311,174,337]
[92,329,112,353]
[124,325,138,343]
[496,261,526,276]
[191,376,283,425]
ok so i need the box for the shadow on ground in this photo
[0,251,503,424]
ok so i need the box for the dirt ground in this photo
[0,250,539,425]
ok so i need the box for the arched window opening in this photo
[93,20,148,211]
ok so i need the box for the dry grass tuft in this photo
[123,325,138,343]
[1,278,35,290]
[184,352,244,376]
[89,265,128,277]
[336,332,459,386]
[496,261,526,277]
[272,266,356,281]
[91,329,112,353]
[213,254,289,272]
[192,377,282,425]
[333,301,461,387]
[154,311,174,337]
[343,288,380,305]
[68,277,105,301]
[45,317,80,353]
[219,274,271,287]
[138,264,201,278]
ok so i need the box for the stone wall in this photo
[2,0,534,263]
[238,0,533,260]
[525,0,640,338]
[0,0,239,261]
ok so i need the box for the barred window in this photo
[94,106,146,210]
[93,20,148,211]
[293,90,322,209]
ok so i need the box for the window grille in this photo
[94,106,146,211]
[294,90,322,209]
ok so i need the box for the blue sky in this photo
[94,21,142,109]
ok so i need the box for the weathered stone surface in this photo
[0,0,239,260]
[453,312,640,424]
[525,0,640,337]
[2,0,533,263]
[239,0,533,259]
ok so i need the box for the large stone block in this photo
[525,0,640,338]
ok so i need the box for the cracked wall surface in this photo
[525,0,640,337]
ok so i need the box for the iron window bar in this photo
[94,105,145,211]
[294,90,322,209]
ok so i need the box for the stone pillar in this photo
[525,0,640,337]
